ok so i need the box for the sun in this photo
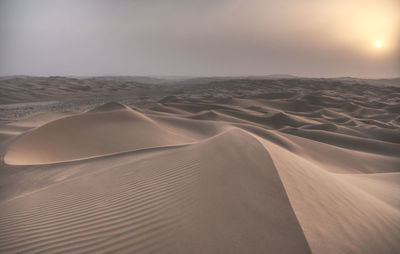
[375,41,383,48]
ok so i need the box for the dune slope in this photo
[257,137,400,254]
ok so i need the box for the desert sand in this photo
[0,76,399,253]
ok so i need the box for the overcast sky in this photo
[0,0,399,78]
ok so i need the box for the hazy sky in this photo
[0,0,399,78]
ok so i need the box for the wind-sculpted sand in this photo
[4,103,192,165]
[0,77,399,253]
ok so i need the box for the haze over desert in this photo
[0,0,399,253]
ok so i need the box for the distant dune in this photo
[4,102,192,165]
[0,77,399,253]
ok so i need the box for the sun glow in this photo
[376,41,383,48]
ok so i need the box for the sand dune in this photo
[4,103,192,165]
[0,129,310,254]
[0,77,399,253]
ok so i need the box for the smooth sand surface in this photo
[4,103,192,165]
[0,77,399,253]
